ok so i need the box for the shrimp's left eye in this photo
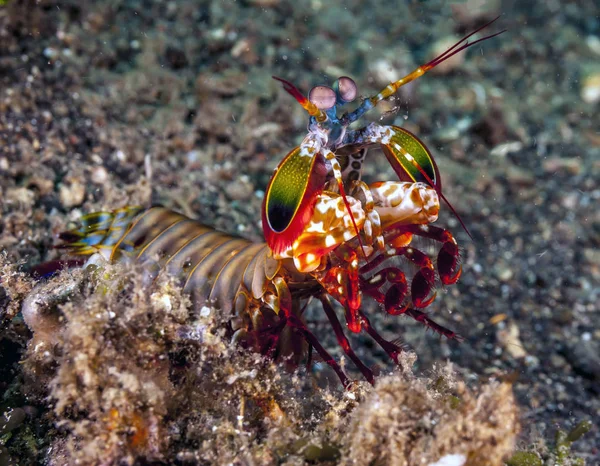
[335,76,357,103]
[309,85,337,110]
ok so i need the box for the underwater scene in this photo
[0,0,598,464]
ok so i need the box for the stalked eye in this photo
[308,85,337,110]
[335,76,357,103]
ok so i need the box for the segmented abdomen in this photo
[61,206,279,314]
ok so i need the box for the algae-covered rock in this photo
[8,261,524,465]
[338,372,519,466]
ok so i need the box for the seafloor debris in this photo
[1,262,521,465]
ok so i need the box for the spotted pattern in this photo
[370,181,439,228]
[275,192,366,272]
[297,132,323,158]
[340,147,367,184]
[273,180,439,273]
[363,123,394,145]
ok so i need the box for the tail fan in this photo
[57,206,143,258]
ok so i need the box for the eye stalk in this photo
[308,85,337,110]
[334,76,357,104]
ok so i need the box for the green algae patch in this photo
[507,420,593,466]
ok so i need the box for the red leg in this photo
[359,249,391,275]
[404,308,463,341]
[362,242,437,309]
[318,295,374,384]
[362,227,442,308]
[396,246,437,308]
[359,312,404,365]
[258,317,287,358]
[384,273,409,315]
[361,267,410,316]
[272,277,352,388]
[316,248,363,333]
[290,315,352,388]
[437,240,462,285]
[400,224,462,285]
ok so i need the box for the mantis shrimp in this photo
[22,19,504,386]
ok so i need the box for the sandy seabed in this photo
[0,0,598,464]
